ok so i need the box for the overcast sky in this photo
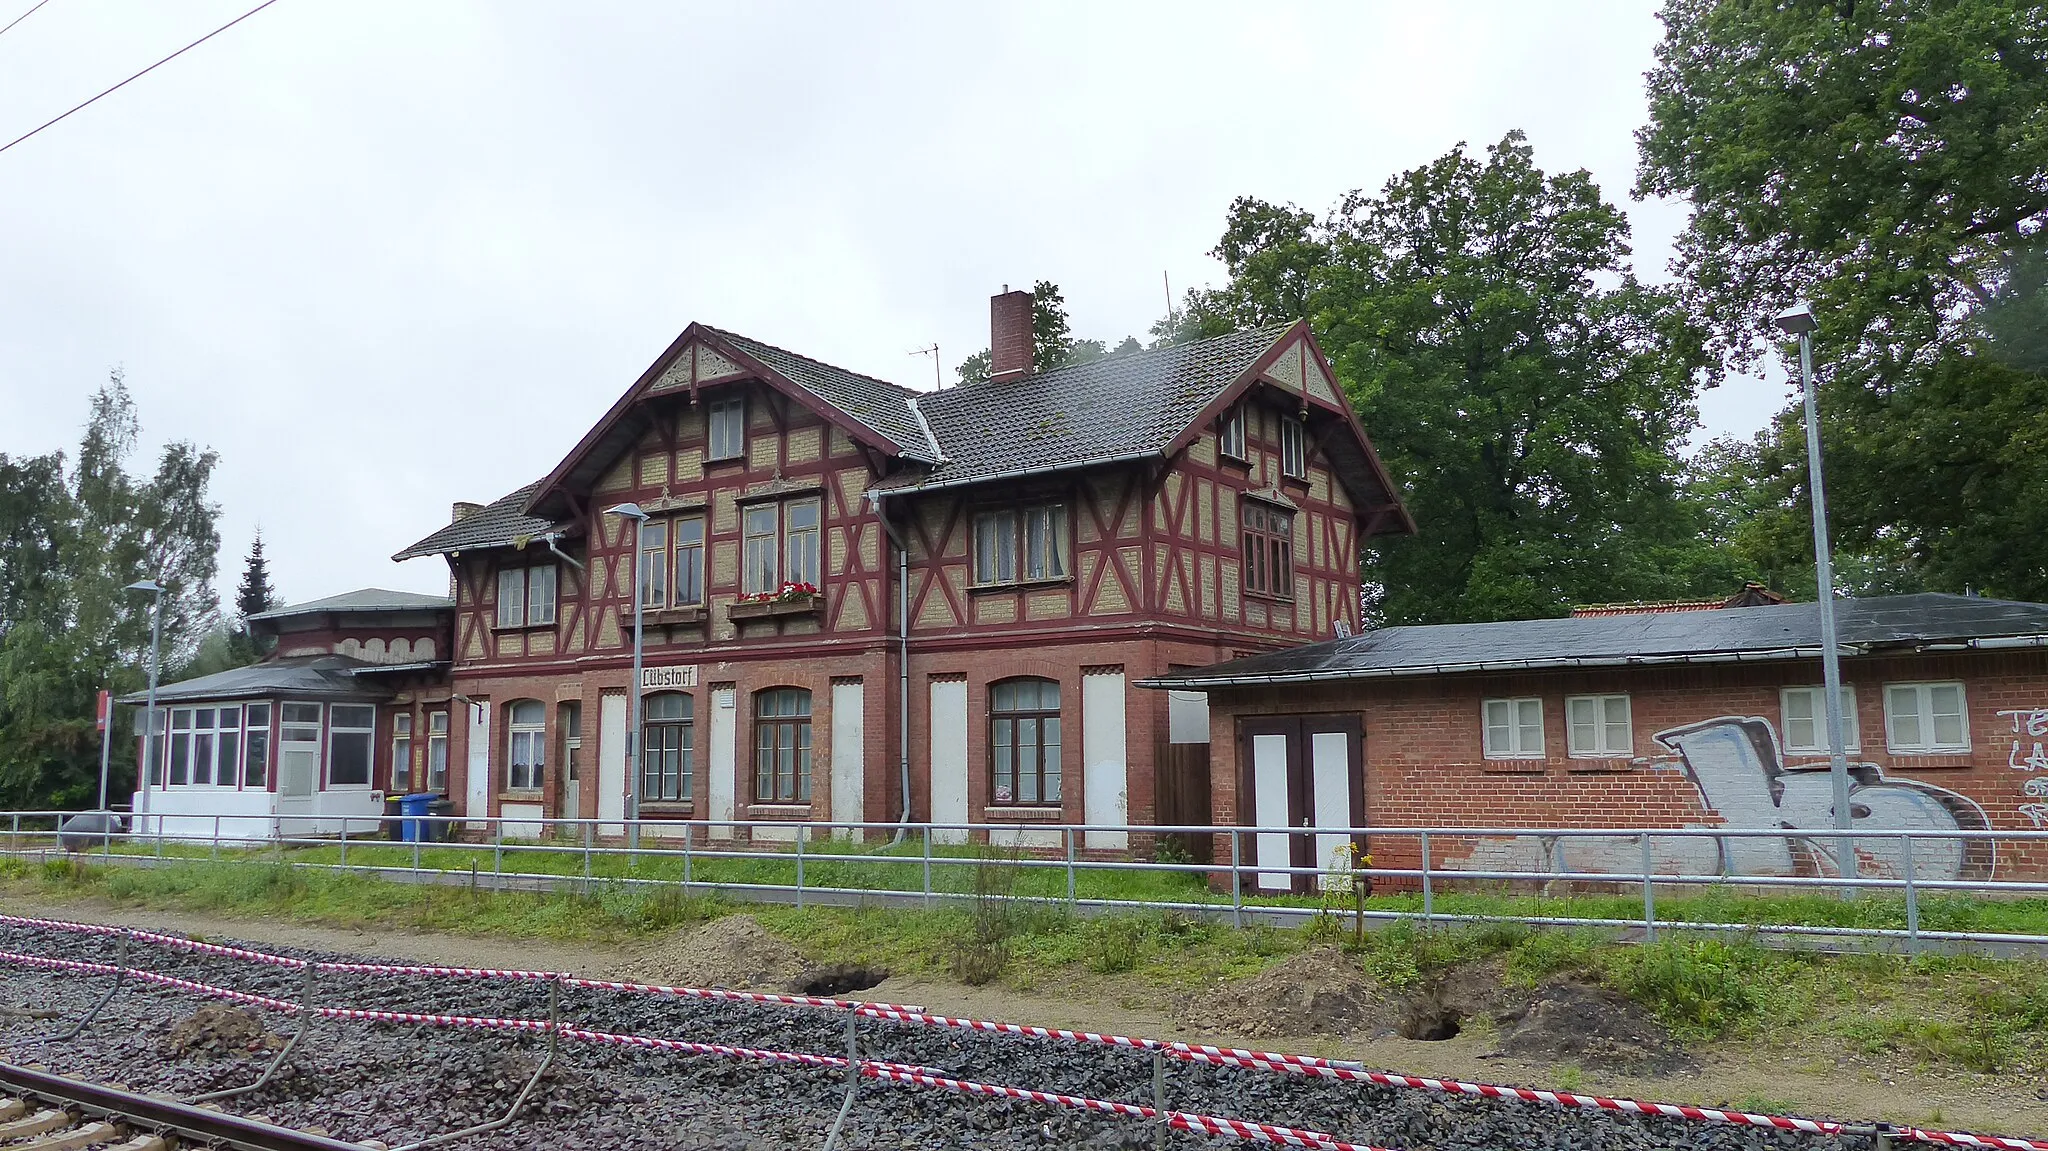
[1,1,1791,606]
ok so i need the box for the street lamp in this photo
[1773,302,1856,892]
[125,579,166,817]
[605,502,648,858]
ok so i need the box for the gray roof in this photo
[248,588,452,622]
[708,327,940,463]
[393,482,563,561]
[1144,594,2048,688]
[117,655,399,705]
[874,324,1294,493]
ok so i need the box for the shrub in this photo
[951,848,1021,985]
[1085,917,1149,974]
[1602,938,1765,1039]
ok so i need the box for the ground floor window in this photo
[641,692,693,802]
[165,705,245,787]
[754,688,812,803]
[507,700,545,791]
[391,712,413,792]
[329,705,375,786]
[426,709,449,792]
[990,677,1061,805]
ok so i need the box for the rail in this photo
[7,809,2048,954]
[0,1058,369,1151]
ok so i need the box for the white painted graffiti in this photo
[2026,777,2048,798]
[1998,708,2048,773]
[2022,804,2048,829]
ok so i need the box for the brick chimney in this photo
[451,501,484,523]
[989,286,1033,384]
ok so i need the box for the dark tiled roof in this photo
[1144,594,2048,688]
[875,324,1293,492]
[117,655,397,705]
[248,588,452,621]
[392,482,562,561]
[709,327,941,464]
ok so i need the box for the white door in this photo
[707,687,736,839]
[928,679,969,844]
[275,703,321,839]
[598,694,626,835]
[1311,731,1355,891]
[829,681,865,839]
[466,702,491,829]
[1250,733,1293,892]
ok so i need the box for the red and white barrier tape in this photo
[8,915,2047,1150]
[0,948,299,1013]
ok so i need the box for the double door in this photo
[1240,715,1364,894]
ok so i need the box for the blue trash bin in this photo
[399,792,435,843]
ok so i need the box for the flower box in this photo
[728,593,822,621]
[618,605,706,629]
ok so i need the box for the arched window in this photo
[990,678,1060,806]
[641,692,693,802]
[507,700,545,791]
[754,688,813,803]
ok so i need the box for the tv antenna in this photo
[909,343,942,390]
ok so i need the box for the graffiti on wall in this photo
[1454,714,1995,883]
[2001,708,2048,774]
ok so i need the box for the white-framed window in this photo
[1482,698,1544,759]
[243,703,270,787]
[634,515,708,608]
[142,707,166,786]
[507,699,545,791]
[673,515,705,605]
[1780,685,1860,754]
[1885,681,1969,754]
[638,519,668,607]
[740,499,822,595]
[1280,413,1306,479]
[426,709,450,793]
[328,704,376,787]
[1565,694,1633,757]
[391,712,413,793]
[1219,405,1247,461]
[496,565,557,628]
[972,503,1070,586]
[708,396,746,460]
[166,705,241,787]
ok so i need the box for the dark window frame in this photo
[989,677,1062,807]
[641,691,694,802]
[752,688,813,803]
[970,501,1070,587]
[708,396,747,461]
[1241,499,1295,599]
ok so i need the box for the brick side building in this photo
[1144,594,2048,888]
[127,290,1412,844]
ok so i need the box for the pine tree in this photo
[235,532,276,621]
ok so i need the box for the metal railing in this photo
[7,808,2048,955]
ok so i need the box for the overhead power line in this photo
[0,0,53,40]
[0,0,284,157]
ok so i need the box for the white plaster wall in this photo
[928,679,968,845]
[830,681,866,839]
[500,802,544,840]
[135,787,275,844]
[597,694,626,835]
[465,703,491,829]
[1082,670,1129,849]
[708,687,737,839]
[1167,690,1211,744]
[990,827,1062,850]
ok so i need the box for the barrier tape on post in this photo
[6,917,2047,1151]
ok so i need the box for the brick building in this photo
[128,290,1412,843]
[1143,593,2048,889]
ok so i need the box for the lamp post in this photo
[605,502,648,859]
[125,579,166,817]
[1773,302,1857,893]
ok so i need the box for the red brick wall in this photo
[1203,650,2048,880]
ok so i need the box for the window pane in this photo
[1515,700,1542,751]
[393,713,412,735]
[429,710,448,734]
[497,568,524,628]
[218,731,239,785]
[169,733,189,785]
[744,506,779,593]
[510,699,545,725]
[528,566,557,625]
[247,703,270,729]
[641,522,669,606]
[675,517,705,604]
[1888,686,1922,747]
[193,733,213,785]
[245,730,268,787]
[283,702,322,726]
[786,499,820,587]
[330,731,371,786]
[1044,717,1060,802]
[993,720,1013,802]
[1931,684,1965,746]
[1047,505,1069,577]
[333,705,375,730]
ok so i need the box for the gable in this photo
[648,340,748,395]
[1260,336,1343,408]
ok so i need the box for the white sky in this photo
[0,0,1790,605]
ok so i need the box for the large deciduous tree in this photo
[1639,0,2048,600]
[1171,133,1743,623]
[0,372,222,808]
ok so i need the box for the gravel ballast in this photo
[0,920,1872,1150]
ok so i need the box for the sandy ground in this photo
[5,894,2044,1138]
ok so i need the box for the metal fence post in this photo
[1229,830,1243,930]
[1419,831,1433,927]
[1064,827,1077,913]
[493,817,504,877]
[683,827,694,894]
[1901,835,1920,958]
[1152,1048,1168,1151]
[1640,834,1657,942]
[339,821,349,871]
[921,825,933,911]
[212,814,221,861]
[796,827,807,911]
[583,821,593,888]
[411,829,421,876]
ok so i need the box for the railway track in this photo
[0,1061,367,1151]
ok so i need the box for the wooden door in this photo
[1238,715,1364,894]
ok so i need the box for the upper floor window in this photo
[329,704,376,787]
[641,691,693,802]
[990,678,1061,806]
[1241,500,1294,599]
[1565,694,1632,758]
[708,396,746,460]
[1781,685,1860,754]
[392,712,413,792]
[497,564,557,628]
[1885,681,1968,754]
[1220,405,1247,461]
[742,498,821,595]
[1482,698,1544,759]
[1279,413,1307,479]
[639,520,668,607]
[636,515,707,608]
[972,503,1069,587]
[754,688,812,803]
[507,699,545,791]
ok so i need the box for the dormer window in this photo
[1220,405,1247,461]
[708,396,746,461]
[1280,412,1306,479]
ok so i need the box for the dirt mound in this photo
[160,1005,283,1058]
[1490,978,1693,1072]
[1192,947,1393,1038]
[624,915,812,992]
